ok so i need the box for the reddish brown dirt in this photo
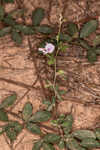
[0,0,100,150]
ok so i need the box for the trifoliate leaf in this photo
[32,140,43,150]
[22,102,33,121]
[43,143,55,150]
[80,138,100,148]
[26,122,41,135]
[80,20,98,38]
[35,25,53,34]
[11,31,22,45]
[95,128,100,140]
[66,138,86,150]
[72,130,96,140]
[32,8,45,26]
[0,27,11,37]
[0,109,8,121]
[29,111,51,122]
[44,133,61,144]
[0,93,17,109]
[0,6,4,21]
[67,22,79,38]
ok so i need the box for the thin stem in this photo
[53,14,63,96]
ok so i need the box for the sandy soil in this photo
[0,0,100,150]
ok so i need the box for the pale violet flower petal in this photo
[45,43,55,53]
[38,48,45,52]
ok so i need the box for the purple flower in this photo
[38,43,55,55]
[45,43,55,53]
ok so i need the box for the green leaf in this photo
[26,122,41,135]
[32,140,43,150]
[6,121,23,134]
[95,128,100,140]
[58,139,65,149]
[35,25,53,34]
[5,121,23,142]
[67,22,79,38]
[66,138,86,150]
[59,33,72,42]
[78,39,90,49]
[29,111,51,122]
[87,49,97,63]
[43,143,55,150]
[22,102,33,121]
[72,130,96,140]
[14,25,35,35]
[93,35,100,46]
[48,58,55,65]
[0,109,8,121]
[0,93,17,109]
[80,138,100,148]
[3,0,14,3]
[6,127,17,142]
[80,20,98,38]
[32,8,45,26]
[3,15,16,26]
[61,114,73,134]
[11,31,22,45]
[44,133,61,144]
[0,27,11,37]
[0,6,4,21]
